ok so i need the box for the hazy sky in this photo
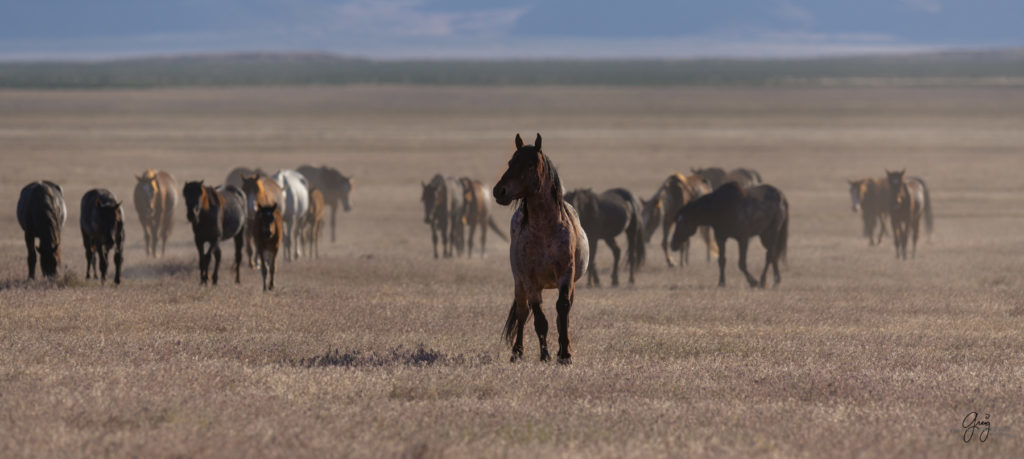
[1,0,1021,60]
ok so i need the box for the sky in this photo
[1,0,1022,60]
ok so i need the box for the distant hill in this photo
[1,49,1023,89]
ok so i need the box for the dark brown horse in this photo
[564,188,645,286]
[885,170,933,260]
[133,169,177,257]
[848,177,890,246]
[641,173,717,267]
[457,177,508,257]
[421,174,466,258]
[183,181,247,285]
[80,189,124,285]
[17,181,67,279]
[240,173,284,268]
[671,182,788,288]
[303,187,325,259]
[494,133,589,364]
[297,165,353,243]
[253,203,282,291]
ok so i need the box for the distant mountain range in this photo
[1,49,1023,88]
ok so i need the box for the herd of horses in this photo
[16,165,352,291]
[14,134,937,363]
[848,170,934,260]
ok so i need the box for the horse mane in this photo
[142,169,158,180]
[514,151,564,222]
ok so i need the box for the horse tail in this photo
[502,301,527,347]
[628,196,646,268]
[918,177,934,235]
[487,215,509,242]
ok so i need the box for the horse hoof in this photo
[556,356,573,365]
[540,350,550,361]
[509,355,522,363]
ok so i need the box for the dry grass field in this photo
[1,85,1024,457]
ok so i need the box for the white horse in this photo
[272,169,311,261]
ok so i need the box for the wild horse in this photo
[183,181,247,285]
[564,188,644,286]
[493,133,589,364]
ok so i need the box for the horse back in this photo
[18,181,66,238]
[217,185,247,239]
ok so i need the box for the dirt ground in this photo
[1,85,1023,457]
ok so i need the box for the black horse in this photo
[183,181,247,285]
[80,189,125,284]
[17,181,67,279]
[421,174,466,258]
[564,188,645,286]
[297,165,353,243]
[671,183,788,288]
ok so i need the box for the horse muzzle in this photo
[493,186,512,205]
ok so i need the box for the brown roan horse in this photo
[493,133,589,364]
[641,173,717,267]
[847,177,889,246]
[885,170,933,260]
[133,169,177,257]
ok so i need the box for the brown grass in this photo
[1,85,1024,457]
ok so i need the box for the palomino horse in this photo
[272,169,311,261]
[80,189,124,285]
[457,177,508,257]
[671,182,788,288]
[303,187,325,259]
[885,170,933,260]
[17,181,67,279]
[240,173,284,268]
[564,188,645,286]
[253,203,282,291]
[641,173,717,267]
[421,174,466,258]
[848,177,890,246]
[297,165,353,243]
[493,133,589,364]
[183,181,247,285]
[133,169,177,257]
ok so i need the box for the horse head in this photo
[421,177,444,224]
[640,195,663,242]
[95,198,123,246]
[848,179,863,213]
[494,133,556,206]
[669,206,699,252]
[135,173,159,218]
[256,203,280,240]
[885,169,906,203]
[183,180,207,224]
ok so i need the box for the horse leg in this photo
[246,224,256,269]
[268,249,276,290]
[98,245,110,284]
[758,235,772,288]
[440,219,450,258]
[196,239,209,285]
[83,237,93,279]
[260,250,268,291]
[588,237,600,287]
[606,237,622,287]
[113,245,122,285]
[430,223,439,259]
[479,218,487,258]
[24,233,37,280]
[737,238,758,287]
[891,218,901,259]
[211,243,222,285]
[465,219,476,257]
[509,289,531,362]
[661,220,675,267]
[911,215,920,259]
[555,281,574,364]
[531,301,550,361]
[716,236,728,287]
[231,232,242,283]
[330,202,338,243]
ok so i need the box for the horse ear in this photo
[421,181,426,188]
[199,180,204,186]
[515,133,524,149]
[899,168,906,176]
[116,200,123,208]
[534,133,542,151]
[135,174,143,182]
